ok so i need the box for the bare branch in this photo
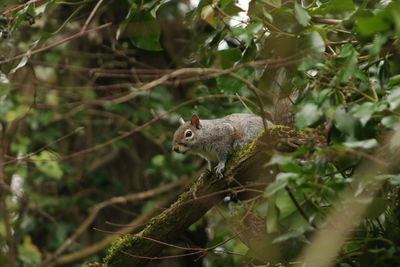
[38,180,186,266]
[0,23,112,65]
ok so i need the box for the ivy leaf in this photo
[351,102,377,126]
[275,190,297,219]
[216,68,253,93]
[232,22,263,45]
[266,196,279,233]
[333,106,359,138]
[356,12,390,35]
[311,0,355,16]
[261,0,281,8]
[31,151,63,179]
[10,38,42,74]
[382,115,400,129]
[365,197,388,218]
[264,173,297,197]
[309,30,325,54]
[388,74,400,87]
[343,139,378,149]
[379,60,391,89]
[220,0,242,17]
[10,4,35,32]
[217,48,242,69]
[201,5,217,28]
[267,154,302,173]
[337,45,358,83]
[387,87,400,110]
[294,2,310,27]
[128,10,162,51]
[295,103,323,129]
[9,56,30,74]
[18,236,41,265]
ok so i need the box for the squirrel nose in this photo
[172,145,179,152]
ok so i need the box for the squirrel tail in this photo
[271,90,297,128]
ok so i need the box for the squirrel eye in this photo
[184,130,192,137]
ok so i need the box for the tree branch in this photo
[38,180,186,266]
[102,126,319,266]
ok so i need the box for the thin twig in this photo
[0,23,112,65]
[81,0,104,32]
[38,193,179,266]
[39,180,185,265]
[0,94,255,167]
[286,186,318,229]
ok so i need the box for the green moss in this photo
[268,125,296,135]
[103,234,137,264]
[231,140,256,162]
[83,262,103,267]
[230,130,264,164]
[229,125,298,165]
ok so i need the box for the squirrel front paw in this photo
[214,162,225,178]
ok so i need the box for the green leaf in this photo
[343,139,378,149]
[272,228,305,243]
[365,197,388,218]
[267,154,293,166]
[275,190,297,219]
[309,30,325,54]
[338,44,355,57]
[261,0,281,8]
[337,45,358,83]
[216,68,253,93]
[9,56,30,74]
[350,102,376,126]
[266,196,279,233]
[232,22,264,45]
[35,1,51,15]
[294,2,310,27]
[220,0,242,17]
[333,0,355,11]
[387,87,400,110]
[379,60,391,90]
[267,154,302,173]
[18,236,41,265]
[391,2,400,37]
[388,75,400,87]
[217,48,242,69]
[128,11,162,51]
[264,173,297,197]
[5,105,30,122]
[11,4,35,32]
[356,13,390,35]
[151,154,165,167]
[369,34,389,56]
[312,0,355,15]
[382,115,400,129]
[201,5,217,28]
[295,103,323,129]
[31,151,63,179]
[333,106,359,138]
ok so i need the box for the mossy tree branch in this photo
[102,126,322,266]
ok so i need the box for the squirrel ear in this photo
[179,117,185,125]
[190,114,201,129]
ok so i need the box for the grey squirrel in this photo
[172,114,274,177]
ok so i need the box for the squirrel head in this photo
[172,114,201,154]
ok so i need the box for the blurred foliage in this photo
[0,0,400,266]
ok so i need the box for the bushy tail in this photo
[271,91,297,128]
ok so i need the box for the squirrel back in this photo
[172,113,273,177]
